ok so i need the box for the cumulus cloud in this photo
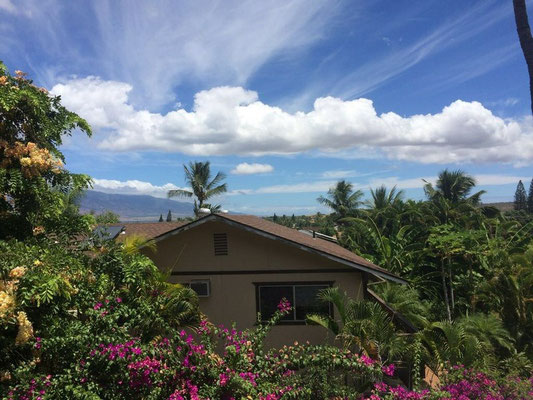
[51,78,533,164]
[92,178,188,199]
[231,162,274,175]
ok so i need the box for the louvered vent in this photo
[213,233,228,256]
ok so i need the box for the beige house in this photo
[118,213,406,347]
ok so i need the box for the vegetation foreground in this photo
[2,65,533,398]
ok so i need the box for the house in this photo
[117,213,406,348]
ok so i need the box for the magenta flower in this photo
[382,363,395,376]
[277,298,292,313]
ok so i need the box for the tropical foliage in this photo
[1,64,532,398]
[0,62,93,240]
[317,180,364,222]
[167,161,227,216]
[302,170,533,383]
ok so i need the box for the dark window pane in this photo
[295,285,329,321]
[259,286,293,321]
[190,281,210,296]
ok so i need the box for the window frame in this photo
[254,281,334,325]
[184,279,211,297]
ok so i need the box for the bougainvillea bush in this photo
[0,235,386,399]
[364,365,533,400]
[0,238,200,398]
[1,239,532,399]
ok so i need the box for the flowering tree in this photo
[0,62,92,239]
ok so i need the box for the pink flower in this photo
[382,363,395,376]
[277,298,292,313]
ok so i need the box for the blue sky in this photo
[2,0,533,215]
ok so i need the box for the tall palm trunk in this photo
[441,260,452,322]
[447,257,455,317]
[514,0,533,115]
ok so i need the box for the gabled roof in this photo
[138,213,406,285]
[114,222,187,241]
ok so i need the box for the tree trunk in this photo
[447,257,455,318]
[514,0,533,115]
[441,260,452,322]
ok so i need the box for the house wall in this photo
[142,219,364,348]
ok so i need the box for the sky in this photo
[2,0,533,215]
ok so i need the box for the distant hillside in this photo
[79,190,193,221]
[482,202,514,212]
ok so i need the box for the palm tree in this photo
[367,185,404,211]
[419,314,514,370]
[376,284,430,329]
[307,287,406,363]
[424,169,485,205]
[168,161,227,217]
[317,180,363,222]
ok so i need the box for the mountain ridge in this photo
[79,190,193,221]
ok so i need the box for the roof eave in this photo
[150,214,407,285]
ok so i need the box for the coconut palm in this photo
[367,185,404,211]
[168,161,227,217]
[424,169,485,205]
[317,180,364,222]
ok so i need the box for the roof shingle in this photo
[117,222,187,241]
[216,214,392,276]
[140,214,405,283]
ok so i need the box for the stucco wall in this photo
[143,219,364,347]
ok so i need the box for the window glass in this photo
[295,285,329,321]
[259,286,293,321]
[190,280,210,297]
[257,283,331,322]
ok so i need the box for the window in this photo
[213,233,228,256]
[187,280,210,297]
[256,282,332,323]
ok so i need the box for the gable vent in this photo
[213,233,228,256]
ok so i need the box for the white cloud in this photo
[486,98,520,108]
[90,173,528,204]
[474,174,530,186]
[230,204,321,216]
[92,178,188,199]
[52,78,533,165]
[0,0,16,13]
[231,163,274,175]
[365,174,530,191]
[305,1,512,103]
[232,174,529,196]
[10,0,337,108]
[320,170,359,179]
[256,181,337,194]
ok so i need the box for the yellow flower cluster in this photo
[15,311,34,345]
[32,226,45,236]
[0,289,15,318]
[9,266,26,279]
[0,76,7,85]
[0,141,63,178]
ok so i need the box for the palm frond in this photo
[168,189,193,198]
[306,314,340,335]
